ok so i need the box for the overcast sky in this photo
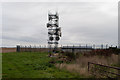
[1,2,118,47]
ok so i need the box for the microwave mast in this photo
[46,11,61,53]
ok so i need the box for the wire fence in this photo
[17,44,117,49]
[88,62,120,78]
[16,44,118,53]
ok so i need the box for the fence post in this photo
[16,45,20,52]
[25,46,27,52]
[72,45,74,53]
[88,62,90,72]
[34,45,36,52]
[101,44,103,49]
[79,44,81,52]
[111,45,113,47]
[93,44,95,49]
[67,44,68,52]
[39,45,40,52]
[86,44,87,51]
[30,45,31,52]
[106,44,108,49]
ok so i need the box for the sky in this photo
[1,1,118,47]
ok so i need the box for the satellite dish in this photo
[49,37,54,41]
[56,37,60,41]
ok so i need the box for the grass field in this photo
[2,52,83,78]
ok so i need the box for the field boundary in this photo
[88,62,120,78]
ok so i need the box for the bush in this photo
[63,52,76,60]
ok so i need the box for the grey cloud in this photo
[2,2,118,47]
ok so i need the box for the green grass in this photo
[2,52,82,78]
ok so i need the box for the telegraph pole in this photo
[46,11,61,53]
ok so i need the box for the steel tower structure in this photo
[47,11,61,53]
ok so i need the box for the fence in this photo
[1,44,118,53]
[61,44,117,49]
[88,62,120,78]
[61,44,118,53]
[16,44,118,53]
[16,45,50,52]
